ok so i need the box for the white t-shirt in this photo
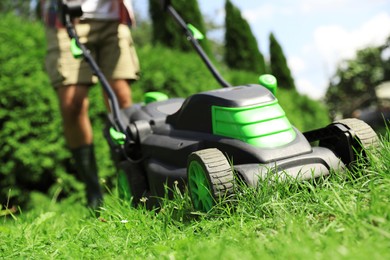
[81,0,120,20]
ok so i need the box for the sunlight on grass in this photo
[1,131,389,259]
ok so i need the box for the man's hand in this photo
[57,0,83,26]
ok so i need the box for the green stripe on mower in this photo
[188,160,214,212]
[212,100,296,148]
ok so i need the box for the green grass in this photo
[1,133,390,259]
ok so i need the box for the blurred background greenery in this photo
[0,0,389,209]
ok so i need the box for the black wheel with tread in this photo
[187,148,234,212]
[335,118,380,151]
[332,118,380,165]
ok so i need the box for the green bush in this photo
[0,14,66,205]
[133,44,221,100]
[0,14,115,207]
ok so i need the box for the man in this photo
[41,0,140,208]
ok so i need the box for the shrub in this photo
[0,14,67,206]
[133,44,221,100]
[0,14,115,207]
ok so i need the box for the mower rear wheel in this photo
[333,118,380,165]
[335,118,380,151]
[187,148,234,212]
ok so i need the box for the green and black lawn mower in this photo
[60,0,380,212]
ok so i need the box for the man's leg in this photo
[103,79,133,110]
[102,79,136,125]
[57,85,92,148]
[57,85,103,208]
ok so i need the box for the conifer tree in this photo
[149,0,211,54]
[269,32,296,90]
[224,0,266,74]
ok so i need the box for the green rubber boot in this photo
[71,144,103,209]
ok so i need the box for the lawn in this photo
[1,133,389,259]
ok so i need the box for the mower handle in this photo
[161,1,232,88]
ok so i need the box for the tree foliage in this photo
[224,0,266,75]
[148,0,211,54]
[269,32,296,90]
[325,40,390,118]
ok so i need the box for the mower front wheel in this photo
[187,148,234,212]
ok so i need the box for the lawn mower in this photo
[60,0,379,212]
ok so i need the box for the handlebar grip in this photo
[57,0,83,26]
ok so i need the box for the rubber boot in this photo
[71,144,103,209]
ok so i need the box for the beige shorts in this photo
[45,20,140,88]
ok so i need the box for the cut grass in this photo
[1,133,389,259]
